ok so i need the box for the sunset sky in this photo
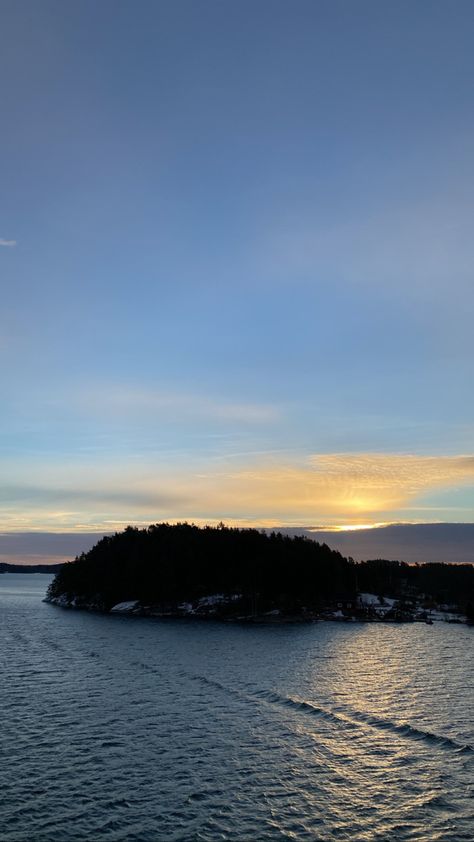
[2,1,474,536]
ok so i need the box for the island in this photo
[45,523,474,623]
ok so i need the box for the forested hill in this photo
[46,523,353,611]
[45,523,474,617]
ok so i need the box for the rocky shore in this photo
[45,590,471,624]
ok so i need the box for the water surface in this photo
[1,574,472,841]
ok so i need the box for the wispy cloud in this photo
[2,452,474,531]
[258,188,474,299]
[72,385,279,426]
[0,239,16,247]
[307,453,474,512]
[0,484,187,510]
[169,453,474,524]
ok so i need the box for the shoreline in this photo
[44,595,471,625]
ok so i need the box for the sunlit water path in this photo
[1,574,472,841]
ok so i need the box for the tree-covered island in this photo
[45,523,474,623]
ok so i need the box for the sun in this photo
[333,521,390,532]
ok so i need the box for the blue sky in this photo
[2,0,474,533]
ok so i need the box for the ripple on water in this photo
[0,576,472,842]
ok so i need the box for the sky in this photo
[2,0,474,539]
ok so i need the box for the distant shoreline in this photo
[0,563,63,575]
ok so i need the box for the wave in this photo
[254,689,473,754]
[185,672,472,755]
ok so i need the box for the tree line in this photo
[46,522,474,616]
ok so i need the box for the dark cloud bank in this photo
[0,533,110,566]
[2,524,474,566]
[288,524,474,564]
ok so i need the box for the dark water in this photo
[1,575,473,841]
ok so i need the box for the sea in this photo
[1,574,472,841]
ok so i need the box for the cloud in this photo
[2,452,474,531]
[0,531,108,565]
[71,385,279,426]
[307,453,474,511]
[0,483,187,513]
[300,523,474,564]
[0,239,16,247]
[173,453,474,523]
[259,191,474,299]
[3,523,474,566]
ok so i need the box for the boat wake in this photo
[189,674,473,755]
[253,689,473,755]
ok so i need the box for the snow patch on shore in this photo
[110,601,140,613]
